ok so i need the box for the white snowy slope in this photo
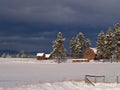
[0,58,120,89]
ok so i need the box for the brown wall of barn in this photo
[83,48,96,60]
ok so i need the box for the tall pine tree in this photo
[51,32,66,63]
[70,32,91,58]
[70,37,77,58]
[114,23,120,61]
[104,27,114,59]
[97,23,120,61]
[97,31,106,59]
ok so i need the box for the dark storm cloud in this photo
[0,0,120,25]
[0,0,120,53]
[0,31,55,52]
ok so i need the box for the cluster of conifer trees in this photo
[97,23,120,60]
[51,23,120,61]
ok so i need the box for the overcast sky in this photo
[0,0,120,54]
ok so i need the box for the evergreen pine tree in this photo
[17,50,26,58]
[6,53,12,58]
[85,39,91,49]
[75,32,85,58]
[70,37,77,58]
[51,32,66,63]
[97,31,106,59]
[70,32,91,58]
[1,53,6,58]
[104,27,114,59]
[114,23,120,61]
[97,23,120,61]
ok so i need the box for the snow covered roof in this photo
[45,54,51,58]
[36,53,45,56]
[90,47,97,54]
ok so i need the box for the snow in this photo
[0,58,120,89]
[36,53,44,56]
[45,54,51,58]
[1,81,120,90]
[90,47,97,54]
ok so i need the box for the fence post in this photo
[85,75,95,86]
[116,76,119,84]
[95,76,96,83]
[103,76,105,83]
[85,75,87,83]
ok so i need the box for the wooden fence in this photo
[85,75,120,86]
[85,75,105,86]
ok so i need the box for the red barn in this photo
[83,48,97,60]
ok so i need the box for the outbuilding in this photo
[83,48,97,60]
[36,53,46,60]
[45,54,51,59]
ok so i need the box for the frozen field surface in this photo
[0,58,120,89]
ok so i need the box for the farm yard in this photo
[0,0,120,89]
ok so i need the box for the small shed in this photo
[83,48,97,60]
[36,53,46,60]
[45,54,51,59]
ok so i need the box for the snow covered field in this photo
[1,81,120,90]
[0,58,120,90]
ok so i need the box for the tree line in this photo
[97,23,120,61]
[51,23,120,61]
[1,50,34,58]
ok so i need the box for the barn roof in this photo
[36,53,45,56]
[45,54,51,58]
[90,47,97,54]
